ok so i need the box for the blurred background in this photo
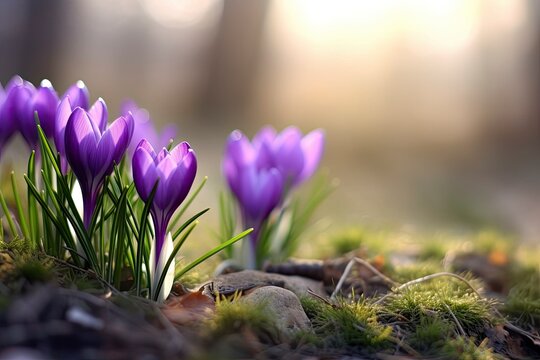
[1,0,540,244]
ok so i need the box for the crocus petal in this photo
[92,115,131,178]
[163,147,196,216]
[223,156,241,199]
[88,98,108,133]
[4,75,23,93]
[136,138,157,158]
[168,141,190,163]
[5,85,35,145]
[252,126,276,150]
[154,155,178,209]
[274,126,305,183]
[64,80,90,110]
[239,166,282,225]
[29,80,59,138]
[298,129,325,184]
[54,97,73,154]
[133,145,159,201]
[0,82,5,104]
[226,130,255,168]
[65,108,99,190]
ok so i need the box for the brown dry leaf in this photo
[163,290,215,325]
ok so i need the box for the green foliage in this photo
[442,337,502,360]
[409,316,455,352]
[384,278,492,336]
[0,125,251,301]
[331,227,367,256]
[502,269,540,328]
[208,297,278,340]
[220,172,334,268]
[418,241,447,261]
[302,296,392,350]
[390,261,444,283]
[325,226,392,259]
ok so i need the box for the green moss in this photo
[410,316,455,352]
[385,279,492,336]
[326,226,393,258]
[442,337,502,360]
[330,227,367,255]
[502,270,540,328]
[390,261,444,283]
[472,230,514,255]
[418,241,448,261]
[0,237,31,253]
[208,297,278,341]
[303,296,391,350]
[16,259,53,283]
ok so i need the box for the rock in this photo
[239,286,311,340]
[450,252,511,293]
[281,275,327,298]
[200,270,327,299]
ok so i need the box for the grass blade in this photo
[174,228,253,281]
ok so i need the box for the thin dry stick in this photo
[444,302,466,337]
[307,288,335,306]
[331,257,399,299]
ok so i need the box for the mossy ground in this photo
[1,227,539,359]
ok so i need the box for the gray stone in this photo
[200,270,327,299]
[239,286,311,340]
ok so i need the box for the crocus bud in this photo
[63,80,90,111]
[132,139,197,263]
[20,79,59,147]
[65,103,133,227]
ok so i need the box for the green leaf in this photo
[10,172,30,242]
[153,221,199,301]
[135,180,159,297]
[174,228,253,281]
[27,151,40,243]
[0,190,18,238]
[170,176,207,230]
[172,207,210,241]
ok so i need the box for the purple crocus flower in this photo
[121,100,177,158]
[252,126,325,188]
[223,130,284,268]
[64,103,133,228]
[132,139,197,263]
[20,79,59,147]
[54,81,92,173]
[0,77,35,155]
[223,126,324,268]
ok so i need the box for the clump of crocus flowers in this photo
[0,74,323,300]
[223,126,325,269]
[0,75,249,303]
